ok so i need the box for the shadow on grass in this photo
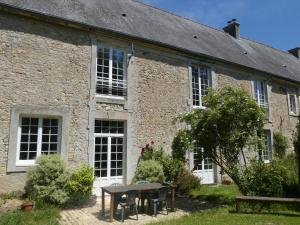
[229,210,300,218]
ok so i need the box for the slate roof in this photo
[0,0,299,83]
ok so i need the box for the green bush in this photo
[273,131,289,158]
[241,161,287,197]
[134,160,165,183]
[172,129,192,161]
[275,154,298,197]
[25,155,70,206]
[159,158,185,184]
[174,169,201,195]
[67,165,95,205]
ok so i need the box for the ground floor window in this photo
[17,117,61,166]
[263,130,272,163]
[94,120,125,179]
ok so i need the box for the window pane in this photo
[94,120,124,134]
[41,119,59,155]
[19,117,39,160]
[192,66,211,107]
[263,130,272,162]
[290,94,297,114]
[94,137,109,178]
[192,66,200,107]
[96,46,126,97]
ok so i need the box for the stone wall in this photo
[0,12,91,175]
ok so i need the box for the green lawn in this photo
[0,202,60,225]
[151,206,300,225]
[152,185,300,225]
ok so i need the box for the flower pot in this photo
[21,201,34,212]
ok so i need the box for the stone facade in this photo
[0,10,299,188]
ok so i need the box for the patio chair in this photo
[149,187,169,217]
[136,180,150,209]
[110,183,125,212]
[119,190,139,222]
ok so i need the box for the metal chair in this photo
[119,190,139,222]
[149,187,169,217]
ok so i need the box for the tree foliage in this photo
[293,115,300,192]
[273,131,289,158]
[176,87,266,188]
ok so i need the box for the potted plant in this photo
[21,201,34,212]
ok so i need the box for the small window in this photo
[263,130,272,163]
[288,90,298,115]
[192,66,211,107]
[17,117,61,166]
[96,45,126,98]
[253,80,269,117]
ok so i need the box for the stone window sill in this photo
[95,95,126,105]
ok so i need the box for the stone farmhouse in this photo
[0,0,299,195]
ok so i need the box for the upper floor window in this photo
[253,80,269,117]
[288,90,298,116]
[192,66,211,107]
[96,45,126,98]
[17,117,61,166]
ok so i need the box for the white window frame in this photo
[192,65,212,109]
[16,116,62,166]
[94,121,125,179]
[252,80,269,117]
[263,130,272,163]
[287,90,298,116]
[96,45,127,100]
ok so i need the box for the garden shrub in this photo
[241,160,287,197]
[25,155,70,206]
[172,129,192,161]
[174,169,201,195]
[275,154,298,197]
[67,165,95,205]
[134,160,165,183]
[273,131,289,158]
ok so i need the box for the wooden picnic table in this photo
[102,183,175,222]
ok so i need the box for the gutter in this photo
[0,2,299,85]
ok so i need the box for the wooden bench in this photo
[235,195,300,212]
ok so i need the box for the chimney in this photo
[288,47,300,59]
[223,19,240,39]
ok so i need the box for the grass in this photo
[151,184,300,225]
[190,184,241,205]
[151,206,300,225]
[0,201,60,225]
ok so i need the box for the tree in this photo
[293,115,300,192]
[175,87,266,188]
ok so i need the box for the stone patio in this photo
[60,195,214,225]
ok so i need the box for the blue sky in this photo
[141,0,300,52]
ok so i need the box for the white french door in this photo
[192,149,214,184]
[93,120,125,196]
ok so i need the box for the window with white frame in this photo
[253,80,269,116]
[94,120,124,178]
[263,130,272,163]
[192,66,211,107]
[288,90,298,115]
[96,45,126,98]
[17,117,61,166]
